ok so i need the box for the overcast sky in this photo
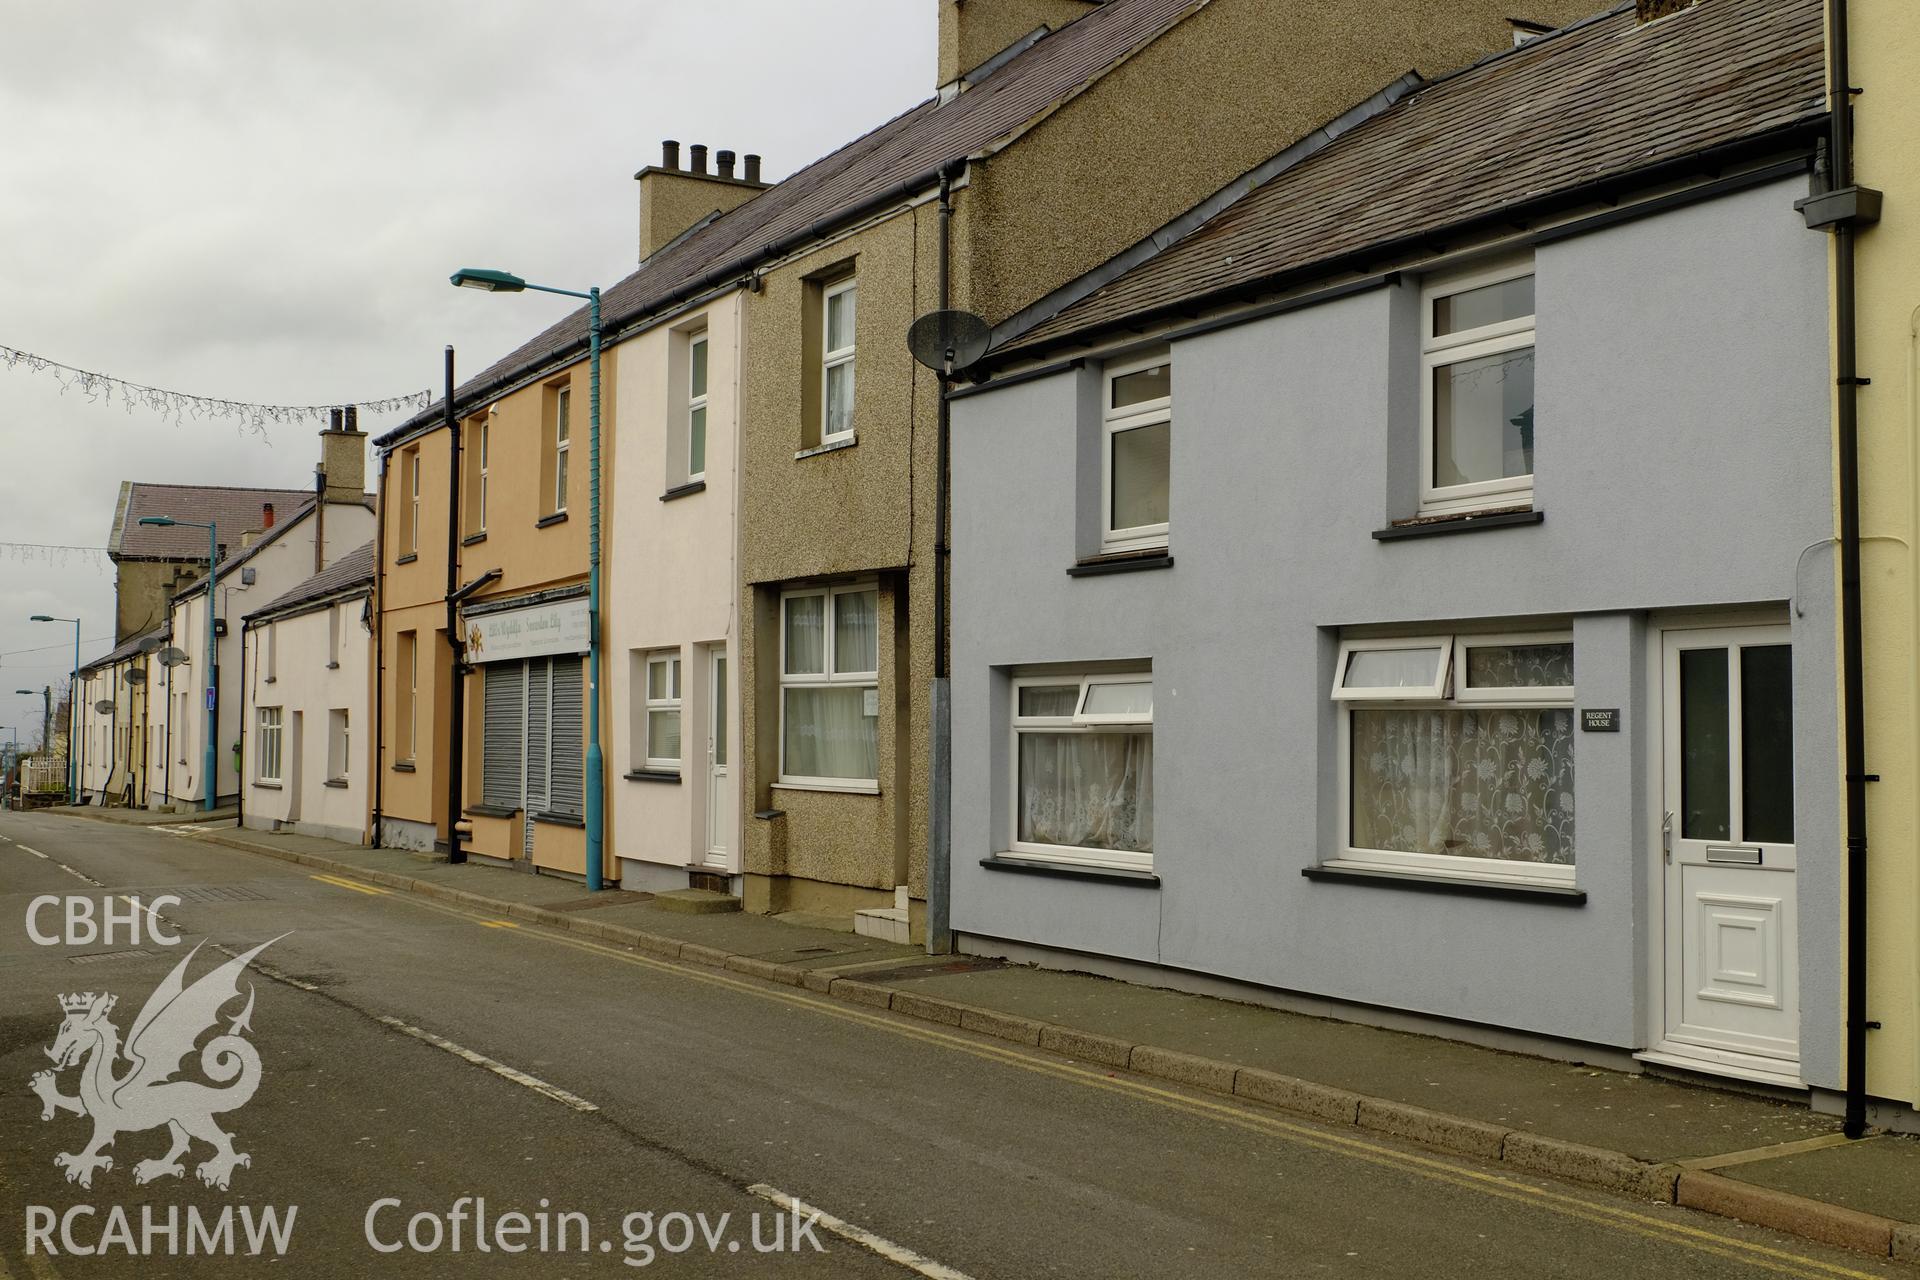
[0,1,930,729]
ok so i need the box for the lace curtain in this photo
[1351,708,1573,865]
[783,687,876,780]
[1018,731,1153,853]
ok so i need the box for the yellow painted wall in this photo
[1847,0,1920,1108]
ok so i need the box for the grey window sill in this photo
[981,855,1160,887]
[395,553,418,565]
[624,769,682,784]
[753,808,786,821]
[536,512,569,529]
[661,480,706,502]
[464,803,518,818]
[1372,509,1543,541]
[323,778,348,789]
[461,532,488,546]
[252,781,282,790]
[533,811,585,828]
[326,661,340,670]
[795,436,856,461]
[1301,863,1585,904]
[392,760,416,773]
[1068,552,1174,578]
[263,676,276,684]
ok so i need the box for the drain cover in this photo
[154,885,270,903]
[69,949,153,965]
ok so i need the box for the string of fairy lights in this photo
[0,343,430,433]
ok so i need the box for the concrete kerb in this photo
[171,822,1919,1262]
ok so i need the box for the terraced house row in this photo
[65,0,1920,1136]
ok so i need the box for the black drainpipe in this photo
[236,619,249,832]
[441,347,468,864]
[371,446,390,845]
[1826,0,1874,1141]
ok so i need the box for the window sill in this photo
[536,512,569,529]
[464,803,518,819]
[982,854,1159,887]
[1302,861,1585,904]
[461,532,488,547]
[533,811,585,828]
[1372,508,1542,541]
[392,760,416,773]
[252,781,282,790]
[624,769,682,784]
[323,777,348,789]
[772,780,879,796]
[326,661,340,670]
[795,436,856,461]
[395,553,418,565]
[660,480,706,502]
[1068,551,1173,578]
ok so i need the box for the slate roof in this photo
[169,496,319,601]
[999,0,1828,356]
[82,623,170,674]
[109,482,315,562]
[377,0,1203,447]
[245,542,375,624]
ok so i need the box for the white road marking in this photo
[747,1185,976,1280]
[375,1015,600,1114]
[15,844,49,859]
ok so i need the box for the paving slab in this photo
[878,965,1838,1161]
[1726,1134,1920,1223]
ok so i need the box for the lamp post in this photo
[136,517,220,812]
[28,616,80,804]
[16,688,48,756]
[451,267,604,891]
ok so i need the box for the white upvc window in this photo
[644,650,682,770]
[821,279,857,444]
[1333,630,1575,885]
[404,446,421,554]
[779,584,878,787]
[328,708,350,782]
[1421,260,1536,515]
[476,416,489,533]
[1101,352,1171,552]
[687,333,709,481]
[554,384,572,513]
[1010,673,1153,872]
[257,706,283,784]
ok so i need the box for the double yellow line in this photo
[302,876,1890,1279]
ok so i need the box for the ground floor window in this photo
[643,650,682,770]
[780,585,878,785]
[1010,672,1153,872]
[477,655,585,817]
[257,706,283,784]
[1336,632,1574,881]
[327,708,350,783]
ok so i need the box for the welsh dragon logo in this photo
[29,938,280,1191]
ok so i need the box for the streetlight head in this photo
[15,689,34,695]
[451,268,526,293]
[29,615,54,623]
[138,516,178,527]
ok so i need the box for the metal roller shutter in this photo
[481,662,525,810]
[548,657,585,818]
[525,658,550,814]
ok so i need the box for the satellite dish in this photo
[125,669,147,685]
[158,647,188,668]
[94,700,115,715]
[907,309,990,377]
[137,636,163,654]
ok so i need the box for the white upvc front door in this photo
[1649,624,1801,1085]
[704,649,732,869]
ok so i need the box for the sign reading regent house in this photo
[464,599,589,664]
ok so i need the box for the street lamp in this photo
[451,266,605,891]
[16,688,48,758]
[137,516,220,812]
[28,615,80,804]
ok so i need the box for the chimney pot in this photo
[328,407,343,431]
[262,502,275,529]
[662,139,681,170]
[344,405,357,432]
[689,144,708,175]
[716,149,736,180]
[744,154,762,184]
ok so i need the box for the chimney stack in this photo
[1635,0,1697,19]
[744,153,762,183]
[715,149,737,180]
[634,140,772,261]
[688,143,709,175]
[261,502,275,529]
[662,139,681,170]
[319,412,367,505]
[939,0,1101,92]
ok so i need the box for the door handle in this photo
[1662,811,1673,863]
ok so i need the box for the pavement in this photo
[5,806,1918,1276]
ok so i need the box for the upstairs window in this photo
[1102,354,1171,552]
[402,446,421,555]
[687,334,709,482]
[464,414,489,536]
[552,384,572,514]
[822,279,857,444]
[1422,263,1535,515]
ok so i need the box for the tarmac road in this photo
[0,809,1908,1279]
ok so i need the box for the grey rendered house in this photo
[946,0,1846,1102]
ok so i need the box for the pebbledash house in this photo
[945,0,1849,1104]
